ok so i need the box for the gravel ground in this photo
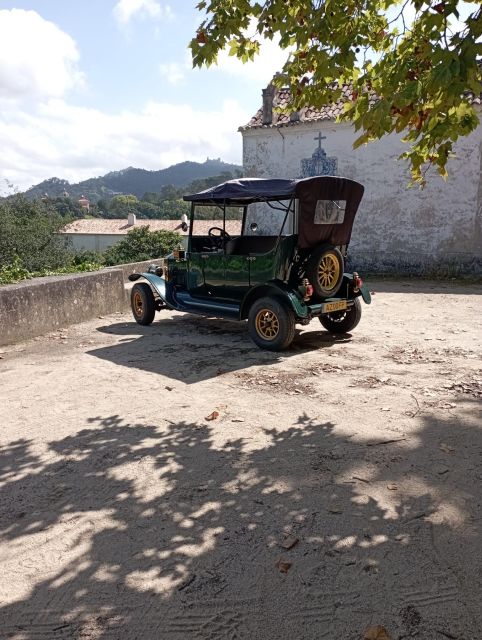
[0,279,481,640]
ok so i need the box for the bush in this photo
[72,249,105,267]
[0,254,103,285]
[0,195,74,272]
[0,255,31,285]
[104,226,182,266]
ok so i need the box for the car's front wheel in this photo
[248,297,295,351]
[131,283,156,325]
[319,297,362,334]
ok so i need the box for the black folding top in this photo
[183,178,298,203]
[184,176,365,248]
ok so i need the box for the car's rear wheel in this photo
[131,283,156,325]
[248,297,295,351]
[319,297,362,333]
[306,244,344,298]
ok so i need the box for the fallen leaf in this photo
[280,535,299,550]
[276,559,292,573]
[327,504,343,514]
[436,465,449,475]
[205,411,220,421]
[363,624,391,640]
[439,442,455,453]
[387,484,398,491]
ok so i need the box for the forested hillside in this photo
[22,158,242,201]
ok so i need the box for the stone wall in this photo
[0,259,163,346]
[242,115,482,274]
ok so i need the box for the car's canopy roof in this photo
[183,177,298,204]
[184,176,365,249]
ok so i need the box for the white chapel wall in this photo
[242,116,482,273]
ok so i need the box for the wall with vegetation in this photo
[0,259,163,346]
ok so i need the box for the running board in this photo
[174,291,240,320]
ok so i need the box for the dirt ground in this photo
[0,279,481,640]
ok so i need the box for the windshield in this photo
[191,204,243,237]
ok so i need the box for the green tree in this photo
[52,197,86,219]
[186,172,237,194]
[191,0,481,184]
[153,200,191,219]
[160,184,182,201]
[142,192,163,204]
[104,226,182,265]
[108,194,139,215]
[0,196,74,272]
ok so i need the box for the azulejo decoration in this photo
[300,132,337,177]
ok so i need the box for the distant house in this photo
[78,195,90,212]
[60,214,242,252]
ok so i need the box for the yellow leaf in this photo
[363,625,391,640]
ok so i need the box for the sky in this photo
[0,1,476,193]
[0,1,288,192]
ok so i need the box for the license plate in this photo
[323,300,347,313]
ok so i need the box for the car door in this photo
[201,251,226,295]
[224,252,250,301]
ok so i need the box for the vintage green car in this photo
[128,175,371,350]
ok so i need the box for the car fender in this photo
[359,283,371,304]
[128,272,174,308]
[342,272,371,304]
[240,281,308,320]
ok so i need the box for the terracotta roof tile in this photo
[61,219,242,236]
[241,81,481,131]
[241,84,353,130]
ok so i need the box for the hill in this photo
[22,158,243,201]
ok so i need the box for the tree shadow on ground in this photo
[0,401,480,639]
[91,315,352,383]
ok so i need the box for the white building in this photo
[61,214,241,252]
[240,85,482,274]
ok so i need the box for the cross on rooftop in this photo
[314,132,327,149]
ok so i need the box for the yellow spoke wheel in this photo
[248,297,295,351]
[130,283,156,326]
[133,291,144,317]
[306,244,344,298]
[317,254,341,290]
[255,308,280,341]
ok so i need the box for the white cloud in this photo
[0,9,83,100]
[160,33,290,89]
[159,62,186,85]
[113,0,172,25]
[0,97,247,191]
[211,37,290,83]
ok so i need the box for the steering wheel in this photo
[208,226,231,249]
